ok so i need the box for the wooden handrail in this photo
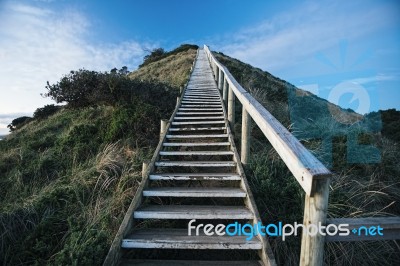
[204,45,331,196]
[204,45,331,266]
[326,217,400,242]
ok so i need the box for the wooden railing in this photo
[204,45,400,265]
[204,45,331,265]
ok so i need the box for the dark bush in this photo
[7,116,32,132]
[43,69,178,110]
[33,104,61,120]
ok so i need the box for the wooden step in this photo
[149,173,241,181]
[180,105,223,108]
[171,121,225,125]
[174,116,225,120]
[184,94,220,97]
[163,142,230,147]
[120,259,262,266]
[122,229,261,249]
[142,187,246,197]
[179,108,222,111]
[169,127,226,131]
[184,94,219,96]
[166,134,228,139]
[184,93,219,95]
[134,205,253,219]
[159,151,233,155]
[186,89,217,92]
[182,99,220,102]
[183,96,220,99]
[155,161,236,167]
[181,101,221,104]
[176,112,223,115]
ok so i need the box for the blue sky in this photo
[0,0,399,134]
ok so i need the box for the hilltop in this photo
[0,45,399,265]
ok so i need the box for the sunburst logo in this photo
[287,40,381,165]
[315,40,376,123]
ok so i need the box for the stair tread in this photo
[176,112,223,115]
[183,96,220,99]
[142,187,246,197]
[166,134,228,138]
[155,161,236,167]
[159,151,233,155]
[149,173,241,180]
[174,116,225,120]
[181,102,221,104]
[120,259,262,266]
[172,121,225,125]
[122,228,261,249]
[169,127,226,131]
[180,105,224,108]
[134,205,253,219]
[179,108,222,111]
[163,142,230,146]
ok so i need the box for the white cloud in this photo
[212,1,398,74]
[348,74,399,85]
[0,1,150,119]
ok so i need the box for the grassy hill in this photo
[0,45,399,265]
[0,45,195,265]
[214,51,400,264]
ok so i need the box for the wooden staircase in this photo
[104,49,276,265]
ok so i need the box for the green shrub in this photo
[7,116,32,132]
[33,104,61,120]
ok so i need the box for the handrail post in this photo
[215,66,219,83]
[222,78,228,106]
[241,107,251,165]
[300,178,330,266]
[160,119,168,139]
[218,69,224,92]
[228,85,235,130]
[142,161,149,179]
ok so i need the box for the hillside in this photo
[213,51,400,264]
[0,45,195,265]
[0,45,399,265]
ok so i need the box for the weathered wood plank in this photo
[122,229,261,249]
[142,187,247,198]
[160,151,233,155]
[120,259,263,266]
[174,116,225,120]
[169,127,226,131]
[134,205,253,219]
[300,178,330,266]
[241,107,251,165]
[181,102,221,105]
[155,161,236,167]
[183,96,220,99]
[171,121,225,125]
[176,112,223,115]
[149,173,241,180]
[180,104,223,107]
[326,217,400,242]
[179,108,223,111]
[163,142,230,146]
[182,99,221,102]
[166,134,228,138]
